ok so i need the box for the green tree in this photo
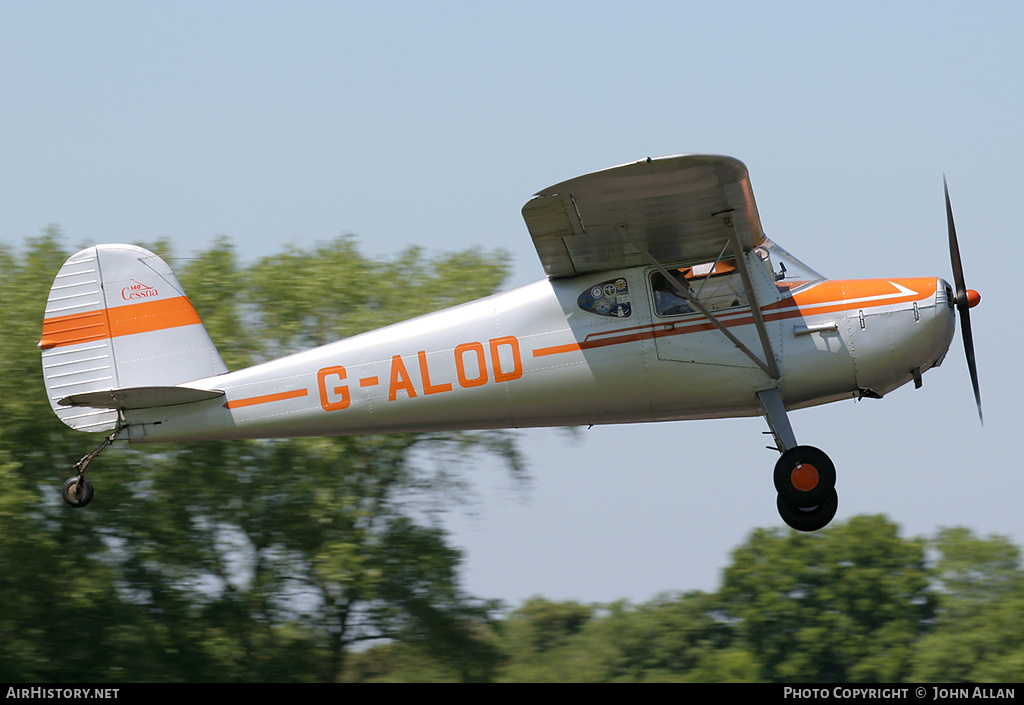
[0,231,518,681]
[343,520,1024,683]
[491,592,755,682]
[719,515,934,682]
[929,526,1021,615]
[910,528,1024,682]
[578,592,750,682]
[497,598,599,682]
[0,230,165,681]
[614,592,758,682]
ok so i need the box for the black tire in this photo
[773,445,836,508]
[777,488,838,532]
[61,476,94,508]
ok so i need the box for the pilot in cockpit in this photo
[652,269,694,316]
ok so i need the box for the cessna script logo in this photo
[121,280,159,301]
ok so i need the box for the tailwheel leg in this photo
[62,431,117,508]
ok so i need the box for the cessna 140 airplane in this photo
[39,154,982,531]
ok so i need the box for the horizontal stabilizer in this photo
[58,386,225,410]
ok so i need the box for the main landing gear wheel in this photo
[773,445,838,531]
[776,488,838,532]
[62,476,94,508]
[773,445,836,508]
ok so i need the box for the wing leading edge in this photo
[522,154,765,278]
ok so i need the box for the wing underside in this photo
[522,154,765,278]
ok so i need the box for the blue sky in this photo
[3,1,1021,606]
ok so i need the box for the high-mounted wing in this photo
[522,154,765,278]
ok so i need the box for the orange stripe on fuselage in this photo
[532,342,581,357]
[762,278,933,315]
[224,388,309,409]
[532,278,935,358]
[40,297,202,350]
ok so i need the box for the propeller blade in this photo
[944,176,983,424]
[960,304,983,424]
[945,177,967,304]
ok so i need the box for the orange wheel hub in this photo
[791,463,819,492]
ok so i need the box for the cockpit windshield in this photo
[756,238,826,294]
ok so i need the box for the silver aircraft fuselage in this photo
[123,249,955,444]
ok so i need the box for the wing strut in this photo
[723,216,781,380]
[622,223,781,380]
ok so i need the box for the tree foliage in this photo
[3,230,1022,683]
[910,528,1024,682]
[350,520,1023,683]
[719,515,935,682]
[0,230,517,682]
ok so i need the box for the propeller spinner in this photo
[944,176,983,424]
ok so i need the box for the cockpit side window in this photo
[651,261,747,317]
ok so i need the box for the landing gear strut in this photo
[61,431,117,508]
[758,389,839,532]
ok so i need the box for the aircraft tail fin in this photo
[39,244,228,432]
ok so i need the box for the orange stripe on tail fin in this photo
[40,245,228,432]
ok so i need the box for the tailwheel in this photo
[773,445,836,509]
[62,475,94,508]
[777,488,838,532]
[61,431,117,509]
